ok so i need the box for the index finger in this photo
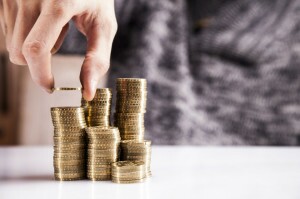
[22,8,71,92]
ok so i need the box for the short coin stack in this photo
[51,107,87,181]
[115,78,147,141]
[111,161,146,183]
[121,140,152,177]
[82,88,112,127]
[86,126,121,180]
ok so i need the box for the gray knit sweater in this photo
[59,0,300,145]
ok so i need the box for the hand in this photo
[0,0,117,100]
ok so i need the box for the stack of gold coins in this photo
[86,126,121,180]
[115,78,147,140]
[121,140,152,177]
[51,107,87,181]
[81,88,112,127]
[111,161,146,183]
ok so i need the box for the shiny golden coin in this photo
[88,146,119,150]
[53,141,86,147]
[53,146,86,152]
[115,112,144,117]
[87,168,112,172]
[87,173,111,177]
[116,85,147,89]
[116,109,146,113]
[111,178,145,184]
[86,126,119,132]
[54,158,85,163]
[54,169,86,174]
[87,169,111,173]
[118,127,145,131]
[121,140,151,146]
[87,135,120,140]
[54,177,85,181]
[116,97,147,101]
[112,160,144,169]
[54,172,85,178]
[52,120,86,125]
[87,176,111,181]
[117,78,146,82]
[52,87,82,91]
[54,165,86,171]
[51,107,84,112]
[88,156,119,161]
[87,163,112,167]
[53,154,86,159]
[93,88,112,93]
[53,133,86,138]
[87,149,120,154]
[119,135,145,140]
[87,170,111,175]
[88,153,119,158]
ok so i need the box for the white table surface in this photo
[0,146,299,199]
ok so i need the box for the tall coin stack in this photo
[115,78,147,141]
[81,88,112,127]
[51,107,87,181]
[121,140,152,177]
[111,161,146,183]
[86,126,121,180]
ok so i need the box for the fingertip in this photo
[82,78,98,101]
[80,57,103,101]
[35,75,54,94]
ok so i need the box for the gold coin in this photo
[54,172,85,178]
[86,126,119,132]
[52,87,82,91]
[51,107,84,112]
[121,140,151,146]
[111,178,145,184]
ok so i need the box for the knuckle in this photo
[110,19,118,35]
[96,17,118,36]
[49,6,66,18]
[47,0,74,17]
[22,41,46,58]
[105,18,118,35]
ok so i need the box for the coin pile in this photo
[121,140,152,177]
[86,126,121,180]
[81,88,112,127]
[115,78,147,141]
[111,161,146,183]
[51,107,87,181]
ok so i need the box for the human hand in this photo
[0,0,117,100]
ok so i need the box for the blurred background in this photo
[1,0,300,146]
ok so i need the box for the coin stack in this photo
[111,161,146,183]
[86,126,121,180]
[121,140,152,177]
[115,78,147,141]
[81,88,112,127]
[51,107,87,181]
